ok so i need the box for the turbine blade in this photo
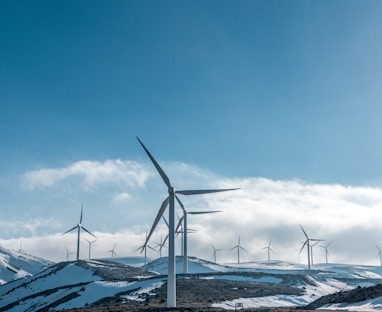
[162,216,169,227]
[175,215,185,234]
[143,196,170,249]
[82,226,96,238]
[175,195,185,212]
[63,225,78,235]
[80,204,83,224]
[188,210,221,215]
[299,224,308,239]
[147,245,157,252]
[299,241,307,254]
[136,137,171,188]
[176,188,240,196]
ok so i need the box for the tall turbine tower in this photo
[231,236,246,264]
[376,244,382,266]
[175,198,221,273]
[137,137,239,308]
[320,241,332,264]
[262,240,274,262]
[211,244,223,263]
[85,239,96,259]
[63,205,96,260]
[299,225,323,270]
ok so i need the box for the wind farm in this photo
[2,136,382,311]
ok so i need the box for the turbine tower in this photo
[63,205,96,260]
[65,247,74,261]
[85,238,96,259]
[262,240,274,262]
[231,236,246,264]
[137,137,239,308]
[211,244,223,263]
[376,244,382,266]
[175,199,221,274]
[108,244,117,258]
[299,224,323,270]
[320,241,332,264]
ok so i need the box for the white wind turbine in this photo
[262,240,274,262]
[137,137,239,308]
[299,224,323,270]
[231,236,246,264]
[63,205,96,260]
[137,231,157,265]
[85,238,96,259]
[376,244,382,266]
[310,241,320,266]
[65,247,74,261]
[211,244,223,263]
[175,200,221,274]
[155,235,167,258]
[108,244,117,258]
[320,241,332,264]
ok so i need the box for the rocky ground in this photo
[54,276,359,312]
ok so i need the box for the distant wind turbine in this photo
[175,200,221,274]
[65,247,74,261]
[310,241,320,266]
[137,137,239,308]
[108,244,117,258]
[136,232,157,265]
[85,238,96,259]
[299,224,323,270]
[211,244,223,263]
[63,205,96,260]
[320,241,332,264]
[231,236,246,264]
[155,235,167,258]
[262,240,274,262]
[376,244,382,266]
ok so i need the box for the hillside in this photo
[0,245,52,284]
[3,255,382,311]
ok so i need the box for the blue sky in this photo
[1,1,382,264]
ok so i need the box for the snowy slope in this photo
[2,255,382,311]
[0,245,52,284]
[0,259,161,312]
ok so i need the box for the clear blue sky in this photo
[1,1,382,264]
[2,0,382,183]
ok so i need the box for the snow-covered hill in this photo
[2,255,382,311]
[0,245,52,284]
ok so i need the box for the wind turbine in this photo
[211,244,223,263]
[299,224,323,270]
[65,247,74,261]
[137,137,239,308]
[376,244,382,266]
[310,241,320,266]
[155,235,167,258]
[320,241,332,264]
[108,244,117,258]
[231,236,246,264]
[63,205,96,260]
[136,231,157,265]
[85,238,97,259]
[262,240,274,262]
[175,200,221,274]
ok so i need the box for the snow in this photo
[2,244,382,311]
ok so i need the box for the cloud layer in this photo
[2,159,382,266]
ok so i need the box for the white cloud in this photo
[5,160,382,266]
[21,159,153,191]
